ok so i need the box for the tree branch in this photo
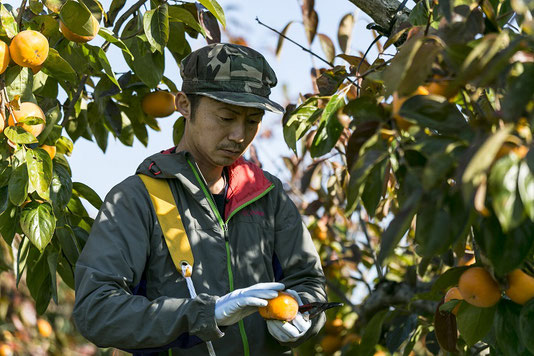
[347,0,411,36]
[16,0,27,30]
[112,0,148,36]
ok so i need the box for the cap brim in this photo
[194,91,285,114]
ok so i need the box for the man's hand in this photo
[215,282,285,326]
[266,289,312,343]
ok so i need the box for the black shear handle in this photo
[298,302,344,319]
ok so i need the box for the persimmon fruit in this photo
[8,102,46,138]
[505,269,534,305]
[258,291,298,321]
[141,91,176,118]
[59,16,99,43]
[9,30,49,67]
[0,40,9,74]
[458,267,501,308]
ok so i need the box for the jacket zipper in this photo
[187,159,274,356]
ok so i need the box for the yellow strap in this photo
[138,175,194,270]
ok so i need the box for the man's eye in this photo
[248,120,261,125]
[219,117,233,121]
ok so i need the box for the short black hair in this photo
[187,94,202,121]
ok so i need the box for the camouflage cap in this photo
[180,43,284,114]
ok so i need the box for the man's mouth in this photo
[220,148,241,155]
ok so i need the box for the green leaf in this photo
[361,158,386,217]
[518,159,534,221]
[16,236,31,286]
[462,125,513,200]
[123,34,165,89]
[168,5,205,36]
[409,2,429,26]
[143,4,169,54]
[0,4,18,38]
[42,48,78,83]
[55,136,74,155]
[86,44,121,89]
[16,116,45,125]
[489,154,524,232]
[26,148,53,200]
[38,105,62,145]
[50,162,72,211]
[59,0,96,36]
[107,0,126,24]
[0,186,8,215]
[43,0,67,13]
[398,95,468,134]
[72,182,102,210]
[377,190,422,265]
[422,152,455,190]
[98,27,134,60]
[20,202,56,251]
[87,102,109,152]
[520,298,534,353]
[415,202,454,258]
[9,163,29,206]
[3,126,37,144]
[0,204,18,245]
[197,0,226,28]
[25,249,52,314]
[162,76,178,93]
[29,0,44,14]
[46,249,58,304]
[456,302,496,346]
[474,218,534,275]
[56,252,75,289]
[359,309,389,356]
[346,148,387,213]
[310,93,345,157]
[5,66,34,102]
[283,98,322,154]
[55,225,81,266]
[166,21,191,62]
[173,116,186,146]
[503,63,534,122]
[382,37,423,96]
[494,300,529,356]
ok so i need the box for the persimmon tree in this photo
[274,0,534,355]
[0,0,224,353]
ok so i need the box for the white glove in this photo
[215,282,285,326]
[266,289,312,343]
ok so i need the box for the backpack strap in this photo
[138,174,194,270]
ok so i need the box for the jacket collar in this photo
[136,148,273,219]
[225,157,272,219]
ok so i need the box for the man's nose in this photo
[228,122,246,143]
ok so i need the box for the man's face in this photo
[182,95,264,168]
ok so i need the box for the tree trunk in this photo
[347,0,411,36]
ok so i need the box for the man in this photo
[73,43,327,355]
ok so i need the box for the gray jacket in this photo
[73,150,326,355]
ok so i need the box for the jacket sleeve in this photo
[73,176,224,349]
[270,177,327,347]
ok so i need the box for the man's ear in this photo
[175,92,191,119]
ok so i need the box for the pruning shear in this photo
[298,302,344,320]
